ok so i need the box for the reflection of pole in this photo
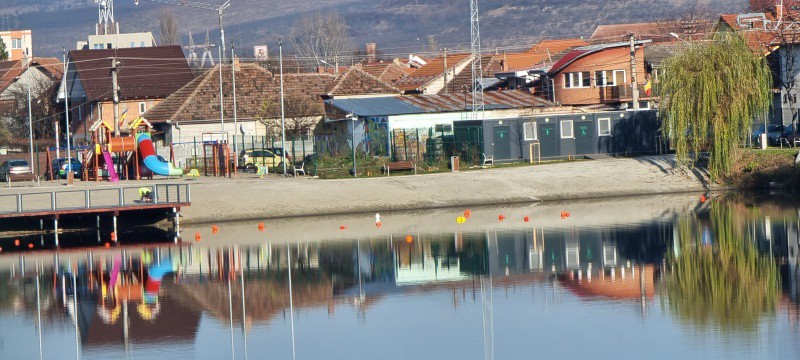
[480,276,494,360]
[639,262,646,317]
[123,301,130,359]
[287,245,296,360]
[36,272,43,360]
[72,269,80,359]
[240,252,248,360]
[227,270,236,360]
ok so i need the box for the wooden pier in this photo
[0,184,190,246]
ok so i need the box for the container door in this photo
[537,123,558,157]
[493,126,511,159]
[574,120,596,155]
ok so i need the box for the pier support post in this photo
[112,213,118,243]
[54,217,59,247]
[173,207,180,243]
[97,216,101,243]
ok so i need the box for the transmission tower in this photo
[200,30,217,67]
[95,0,119,35]
[185,30,200,67]
[470,0,484,117]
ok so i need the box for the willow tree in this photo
[660,33,772,179]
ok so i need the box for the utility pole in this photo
[231,44,238,164]
[65,51,73,184]
[219,46,224,133]
[25,48,34,175]
[629,33,640,111]
[111,57,121,136]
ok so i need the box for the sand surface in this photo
[0,155,711,224]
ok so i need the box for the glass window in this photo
[564,72,590,88]
[130,42,136,48]
[11,38,22,49]
[140,41,146,47]
[523,122,537,141]
[139,102,147,113]
[581,71,591,87]
[560,120,574,139]
[595,70,626,87]
[598,118,612,136]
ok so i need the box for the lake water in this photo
[1,194,799,360]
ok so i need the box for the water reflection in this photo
[2,195,800,359]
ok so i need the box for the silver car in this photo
[0,159,31,181]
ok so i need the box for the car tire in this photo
[245,163,256,173]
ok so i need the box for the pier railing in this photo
[0,184,191,214]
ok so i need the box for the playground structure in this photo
[81,115,184,181]
[200,132,235,177]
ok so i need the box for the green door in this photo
[493,126,511,159]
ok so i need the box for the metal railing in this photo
[600,84,660,102]
[0,184,191,214]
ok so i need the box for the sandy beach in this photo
[0,155,712,224]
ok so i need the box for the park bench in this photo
[383,161,416,176]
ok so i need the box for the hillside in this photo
[5,0,746,57]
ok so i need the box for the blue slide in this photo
[136,133,183,176]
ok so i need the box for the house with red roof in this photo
[546,40,653,109]
[62,45,194,143]
[0,57,63,118]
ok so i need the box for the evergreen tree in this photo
[0,38,8,61]
[660,33,772,179]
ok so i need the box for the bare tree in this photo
[258,96,322,137]
[289,12,354,71]
[159,9,180,46]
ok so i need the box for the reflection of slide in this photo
[136,132,183,176]
[102,150,119,182]
[144,258,174,304]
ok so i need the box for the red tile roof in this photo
[590,20,712,43]
[69,45,194,102]
[326,66,401,96]
[0,57,63,93]
[359,60,409,83]
[528,39,588,54]
[144,63,337,123]
[394,54,472,91]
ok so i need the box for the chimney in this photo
[502,51,508,71]
[366,43,377,63]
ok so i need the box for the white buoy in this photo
[375,213,381,223]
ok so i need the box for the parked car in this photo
[238,149,287,170]
[267,147,293,162]
[47,158,82,179]
[752,124,783,146]
[0,159,31,181]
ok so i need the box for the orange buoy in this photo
[464,210,471,219]
[565,212,571,218]
[211,224,219,234]
[0,247,3,252]
[258,222,265,231]
[14,239,20,246]
[405,235,413,243]
[498,215,505,221]
[700,195,707,203]
[524,216,530,222]
[27,243,33,249]
[194,232,201,242]
[376,221,382,228]
[339,225,348,230]
[110,232,117,241]
[560,211,566,219]
[104,242,110,248]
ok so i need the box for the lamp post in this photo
[347,113,356,177]
[63,50,72,185]
[279,39,287,176]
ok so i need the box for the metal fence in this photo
[0,184,190,214]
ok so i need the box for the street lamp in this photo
[346,113,357,177]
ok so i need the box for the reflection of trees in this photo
[666,203,780,330]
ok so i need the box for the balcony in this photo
[600,84,660,103]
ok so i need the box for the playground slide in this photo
[102,150,119,182]
[136,133,183,176]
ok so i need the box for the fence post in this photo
[50,192,56,210]
[16,194,22,212]
[118,188,124,206]
[85,190,91,208]
[187,184,191,203]
[153,185,159,204]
